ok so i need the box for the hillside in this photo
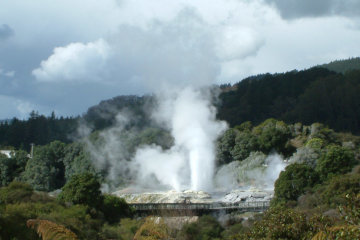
[218,67,360,134]
[1,59,360,149]
[318,57,360,73]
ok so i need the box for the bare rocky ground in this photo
[112,186,273,204]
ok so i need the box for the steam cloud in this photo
[84,87,227,192]
[133,88,227,191]
[214,152,287,191]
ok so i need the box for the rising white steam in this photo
[214,152,287,191]
[133,87,227,191]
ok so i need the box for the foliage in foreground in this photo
[27,219,78,240]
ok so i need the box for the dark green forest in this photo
[1,58,360,239]
[218,67,360,133]
[319,57,360,74]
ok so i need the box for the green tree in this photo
[22,141,66,191]
[318,173,360,207]
[253,119,292,155]
[62,143,95,181]
[0,153,17,186]
[58,172,103,209]
[101,194,133,224]
[216,128,237,164]
[274,163,319,204]
[316,145,356,180]
[231,130,258,161]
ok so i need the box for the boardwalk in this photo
[129,201,270,216]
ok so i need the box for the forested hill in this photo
[0,112,78,150]
[1,64,360,149]
[0,96,154,150]
[218,67,360,134]
[318,57,360,74]
[83,95,154,131]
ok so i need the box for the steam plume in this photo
[133,87,227,191]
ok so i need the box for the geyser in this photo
[133,87,227,191]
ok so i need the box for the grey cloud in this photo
[265,0,360,19]
[32,9,221,90]
[0,24,14,40]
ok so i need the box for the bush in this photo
[102,194,133,224]
[318,173,360,207]
[58,172,103,209]
[134,217,169,240]
[177,215,224,240]
[316,145,356,180]
[231,131,259,161]
[0,181,33,204]
[216,128,237,164]
[99,218,141,240]
[232,207,333,240]
[253,119,292,155]
[42,204,102,239]
[274,163,319,204]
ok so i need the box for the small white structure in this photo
[0,150,14,158]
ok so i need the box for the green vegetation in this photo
[2,60,360,150]
[318,57,360,74]
[316,145,356,181]
[0,117,359,239]
[177,215,224,240]
[0,111,77,151]
[218,67,360,134]
[0,175,135,239]
[274,163,319,203]
[0,59,360,239]
[57,173,103,209]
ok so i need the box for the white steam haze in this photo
[134,88,227,191]
[84,87,227,192]
[74,10,229,191]
[214,152,287,191]
[67,6,291,193]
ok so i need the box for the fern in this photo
[27,219,78,240]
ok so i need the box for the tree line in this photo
[218,67,360,134]
[1,65,360,149]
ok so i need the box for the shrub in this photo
[253,119,292,155]
[134,217,169,240]
[316,145,356,180]
[232,207,333,240]
[99,218,141,240]
[57,172,103,209]
[177,215,223,240]
[101,194,133,224]
[0,181,33,204]
[318,173,360,207]
[274,163,319,204]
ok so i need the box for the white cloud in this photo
[1,0,360,118]
[215,26,265,61]
[0,68,15,78]
[32,8,267,88]
[32,39,111,82]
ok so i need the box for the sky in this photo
[0,0,360,119]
